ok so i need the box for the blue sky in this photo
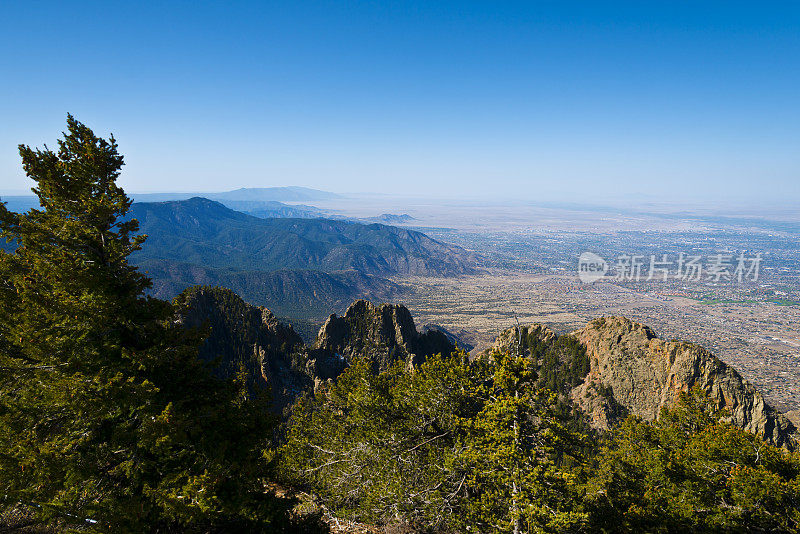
[1,1,798,203]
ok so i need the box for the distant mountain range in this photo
[124,197,478,318]
[1,187,338,221]
[0,196,40,214]
[2,191,479,318]
[2,189,417,226]
[129,197,477,277]
[129,186,340,203]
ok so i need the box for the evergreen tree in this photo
[0,116,322,532]
[281,348,589,532]
[585,389,800,533]
[461,350,587,533]
[281,353,481,530]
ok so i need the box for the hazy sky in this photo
[1,1,798,203]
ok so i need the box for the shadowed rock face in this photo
[313,300,455,371]
[421,324,475,352]
[174,286,311,412]
[175,291,456,409]
[571,317,797,450]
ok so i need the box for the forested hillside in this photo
[129,197,477,276]
[140,259,399,319]
[0,117,327,532]
[124,196,478,318]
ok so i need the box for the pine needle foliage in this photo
[0,116,323,533]
[585,389,800,533]
[281,350,588,533]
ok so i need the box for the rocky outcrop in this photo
[421,324,475,352]
[486,323,558,357]
[176,286,797,450]
[175,291,457,407]
[483,317,797,449]
[571,317,797,449]
[312,300,455,371]
[174,286,311,412]
[484,323,595,416]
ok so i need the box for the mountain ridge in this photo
[141,259,401,318]
[486,317,797,449]
[129,197,479,277]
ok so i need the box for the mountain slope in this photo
[130,197,478,276]
[140,259,400,318]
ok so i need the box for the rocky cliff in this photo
[485,316,797,449]
[177,286,796,449]
[175,291,456,408]
[421,323,475,352]
[174,286,312,412]
[486,322,558,356]
[312,299,455,372]
[570,317,797,449]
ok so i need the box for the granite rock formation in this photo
[570,317,797,449]
[312,300,456,371]
[174,286,311,412]
[176,291,456,408]
[485,316,797,449]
